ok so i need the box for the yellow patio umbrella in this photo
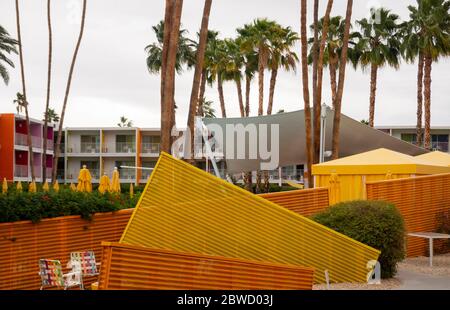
[16,181,22,192]
[98,174,111,194]
[70,183,77,191]
[110,167,121,193]
[2,178,7,194]
[42,181,50,192]
[28,181,37,193]
[328,173,341,205]
[76,165,92,193]
[52,181,59,192]
[129,183,134,199]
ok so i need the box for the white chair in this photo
[38,259,82,290]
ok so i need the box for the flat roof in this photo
[376,125,450,130]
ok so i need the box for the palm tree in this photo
[353,8,402,128]
[198,98,216,118]
[15,0,35,181]
[266,26,299,116]
[331,0,354,160]
[222,39,245,117]
[403,0,450,149]
[300,0,313,188]
[43,108,59,123]
[0,25,18,85]
[42,0,53,181]
[52,0,87,182]
[117,116,133,127]
[145,21,196,74]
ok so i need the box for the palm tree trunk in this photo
[314,0,333,163]
[423,55,432,150]
[258,51,264,116]
[197,69,207,116]
[312,0,320,164]
[416,53,424,147]
[236,78,245,117]
[52,0,87,182]
[15,0,35,182]
[368,63,378,127]
[217,76,226,117]
[300,0,313,188]
[331,0,353,160]
[186,0,212,160]
[42,0,52,182]
[245,74,251,117]
[266,68,278,115]
[329,56,338,107]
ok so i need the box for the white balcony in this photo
[15,133,27,146]
[141,143,160,154]
[14,164,28,178]
[67,168,99,180]
[103,143,136,154]
[67,143,100,154]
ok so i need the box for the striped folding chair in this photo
[38,259,82,290]
[69,250,100,289]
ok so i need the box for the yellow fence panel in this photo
[120,153,380,284]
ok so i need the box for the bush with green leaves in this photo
[0,189,140,223]
[312,200,405,279]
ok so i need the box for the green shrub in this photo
[0,189,140,223]
[312,200,405,279]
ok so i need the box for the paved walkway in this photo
[395,269,450,290]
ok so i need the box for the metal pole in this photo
[196,118,221,178]
[429,238,433,267]
[319,103,327,163]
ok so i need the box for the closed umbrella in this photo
[2,178,7,194]
[98,174,111,194]
[16,181,22,192]
[28,181,37,193]
[110,167,121,193]
[76,165,92,193]
[52,181,59,192]
[42,181,50,192]
[129,182,134,199]
[70,183,77,191]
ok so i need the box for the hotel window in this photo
[431,135,449,152]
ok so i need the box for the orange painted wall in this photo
[0,114,15,181]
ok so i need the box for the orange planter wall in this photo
[366,173,450,257]
[98,242,315,290]
[259,188,329,217]
[0,209,133,290]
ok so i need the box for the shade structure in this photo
[16,181,22,192]
[42,181,49,192]
[28,181,37,193]
[98,175,111,194]
[52,181,59,192]
[2,178,7,194]
[76,165,92,193]
[69,183,76,192]
[312,148,450,203]
[120,153,380,284]
[129,183,134,198]
[415,151,450,167]
[110,167,121,193]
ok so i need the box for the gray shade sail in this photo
[203,108,427,173]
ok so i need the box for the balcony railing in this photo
[57,169,65,180]
[103,143,136,153]
[32,136,41,148]
[432,142,449,152]
[140,169,153,180]
[45,168,53,178]
[15,133,27,146]
[14,164,28,178]
[119,169,136,180]
[141,143,160,154]
[67,143,100,154]
[46,139,54,151]
[67,169,99,180]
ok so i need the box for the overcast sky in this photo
[0,0,449,128]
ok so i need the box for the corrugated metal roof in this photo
[98,242,315,290]
[120,153,380,283]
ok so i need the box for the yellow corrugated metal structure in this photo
[98,242,315,290]
[416,151,450,167]
[312,148,450,204]
[0,209,132,290]
[366,173,450,257]
[120,153,380,284]
[259,188,329,217]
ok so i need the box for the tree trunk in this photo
[258,51,264,117]
[416,53,424,147]
[331,0,353,160]
[236,78,245,117]
[245,74,251,117]
[329,55,338,107]
[423,55,432,150]
[266,68,278,115]
[197,69,207,116]
[42,0,52,182]
[314,0,333,163]
[186,0,212,160]
[368,63,378,128]
[15,0,35,181]
[217,76,226,117]
[300,0,313,188]
[312,0,320,164]
[52,0,87,182]
[243,171,253,192]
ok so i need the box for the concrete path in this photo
[395,269,450,290]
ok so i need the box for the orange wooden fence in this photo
[366,173,450,257]
[260,188,329,217]
[98,242,315,290]
[0,209,133,290]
